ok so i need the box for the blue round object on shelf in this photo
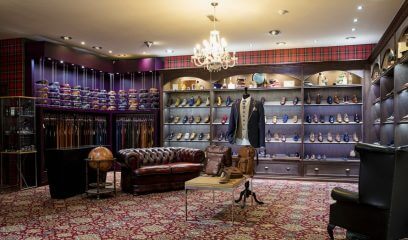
[252,73,265,85]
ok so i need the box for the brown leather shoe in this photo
[204,115,211,123]
[188,115,194,123]
[219,170,231,184]
[334,95,340,104]
[316,93,321,104]
[352,94,358,103]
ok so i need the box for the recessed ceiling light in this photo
[249,43,253,48]
[278,9,289,15]
[353,18,358,23]
[117,54,127,57]
[60,60,64,63]
[71,63,75,66]
[276,42,286,45]
[92,46,102,50]
[60,36,72,40]
[269,30,281,36]
[80,41,85,45]
[99,70,102,73]
[142,51,147,55]
[346,36,356,40]
[81,66,85,69]
[357,5,363,10]
[47,58,51,60]
[314,40,318,43]
[166,49,174,53]
[108,50,113,54]
[352,28,356,32]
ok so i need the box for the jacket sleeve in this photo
[226,102,236,144]
[258,101,265,147]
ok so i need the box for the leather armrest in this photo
[331,187,359,203]
[117,150,141,170]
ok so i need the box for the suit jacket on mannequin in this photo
[226,98,265,148]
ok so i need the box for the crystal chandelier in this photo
[191,2,237,72]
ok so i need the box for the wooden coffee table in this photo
[184,176,246,224]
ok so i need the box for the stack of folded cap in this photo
[118,90,128,111]
[91,89,100,110]
[107,90,117,111]
[138,89,149,109]
[128,89,138,110]
[98,89,108,110]
[81,87,91,109]
[60,83,72,107]
[149,88,160,109]
[71,85,82,108]
[48,82,60,106]
[35,80,49,105]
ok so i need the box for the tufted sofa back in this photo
[118,147,204,170]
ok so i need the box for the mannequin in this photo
[226,87,264,207]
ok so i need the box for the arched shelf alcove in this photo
[371,63,381,81]
[304,70,362,87]
[214,73,302,89]
[162,77,211,92]
[381,49,396,71]
[397,26,408,59]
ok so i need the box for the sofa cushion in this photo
[135,165,171,176]
[168,162,202,174]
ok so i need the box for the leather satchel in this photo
[205,153,224,176]
[237,146,256,176]
[205,145,232,167]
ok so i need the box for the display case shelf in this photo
[304,84,362,89]
[304,141,359,144]
[304,122,362,125]
[305,103,363,106]
[163,90,211,93]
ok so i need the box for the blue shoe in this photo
[329,115,335,123]
[293,134,299,142]
[319,115,325,123]
[226,96,232,106]
[354,114,360,123]
[188,97,195,106]
[182,115,188,124]
[306,115,312,123]
[327,96,333,104]
[343,133,350,142]
[283,114,289,123]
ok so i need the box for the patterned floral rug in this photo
[0,178,356,240]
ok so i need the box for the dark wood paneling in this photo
[369,0,408,62]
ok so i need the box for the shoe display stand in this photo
[366,22,408,148]
[0,97,38,190]
[161,71,364,180]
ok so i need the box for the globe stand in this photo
[85,158,117,199]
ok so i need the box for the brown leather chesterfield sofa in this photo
[118,147,204,194]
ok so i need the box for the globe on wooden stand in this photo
[88,146,113,171]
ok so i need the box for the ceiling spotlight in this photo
[144,41,153,48]
[166,49,174,53]
[92,46,102,50]
[278,9,289,15]
[81,41,85,45]
[249,43,253,48]
[346,36,356,40]
[352,28,356,32]
[60,60,64,63]
[71,63,75,66]
[108,50,113,53]
[276,42,286,45]
[99,70,102,73]
[60,36,72,40]
[269,30,281,36]
[142,51,147,55]
[117,54,127,57]
[81,66,85,69]
[357,5,363,10]
[353,18,358,23]
[47,58,51,61]
[314,40,318,43]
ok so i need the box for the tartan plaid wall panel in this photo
[0,38,25,96]
[164,44,376,69]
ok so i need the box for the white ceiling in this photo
[0,0,404,58]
